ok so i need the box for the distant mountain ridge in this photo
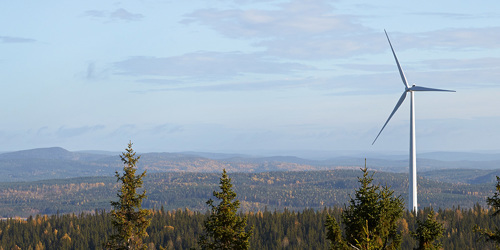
[0,147,109,161]
[419,151,500,161]
[0,147,76,160]
[0,147,499,182]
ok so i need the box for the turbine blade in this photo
[373,91,407,145]
[385,30,410,89]
[409,86,456,92]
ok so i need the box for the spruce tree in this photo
[325,214,348,249]
[326,163,404,249]
[412,210,444,250]
[106,142,151,250]
[475,176,500,245]
[198,169,253,250]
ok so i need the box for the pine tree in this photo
[475,176,500,245]
[326,163,404,249]
[412,210,444,250]
[198,169,253,250]
[106,142,152,250]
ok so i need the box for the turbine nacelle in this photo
[406,84,415,91]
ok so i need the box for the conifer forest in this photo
[1,144,500,249]
[1,205,500,249]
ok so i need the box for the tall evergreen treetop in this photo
[412,210,444,250]
[106,142,151,250]
[344,167,404,249]
[199,169,253,250]
[488,176,500,217]
[327,164,404,250]
[325,214,348,250]
[475,176,500,246]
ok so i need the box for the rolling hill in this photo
[0,147,498,182]
[0,169,495,218]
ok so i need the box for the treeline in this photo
[2,143,499,249]
[0,170,493,218]
[0,206,498,249]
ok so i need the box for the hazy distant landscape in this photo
[0,147,498,218]
[0,167,496,218]
[1,147,500,183]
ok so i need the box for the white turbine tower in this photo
[373,30,455,213]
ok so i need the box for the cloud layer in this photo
[183,0,380,59]
[0,36,36,43]
[84,8,144,22]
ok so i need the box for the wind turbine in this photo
[373,30,455,213]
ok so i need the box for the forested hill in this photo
[1,147,500,182]
[0,169,496,218]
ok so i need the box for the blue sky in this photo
[0,0,499,155]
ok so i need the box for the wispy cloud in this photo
[84,8,143,22]
[410,68,500,88]
[387,27,500,50]
[84,10,106,18]
[166,78,314,92]
[136,79,184,85]
[109,1,500,94]
[339,57,500,72]
[421,57,500,70]
[257,33,384,59]
[116,55,500,93]
[182,0,377,59]
[110,8,144,21]
[83,62,109,81]
[150,124,184,135]
[411,11,500,20]
[86,62,97,80]
[181,65,499,93]
[222,0,277,3]
[0,36,36,43]
[184,1,500,60]
[336,63,395,72]
[113,51,313,80]
[183,0,359,38]
[56,125,105,138]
